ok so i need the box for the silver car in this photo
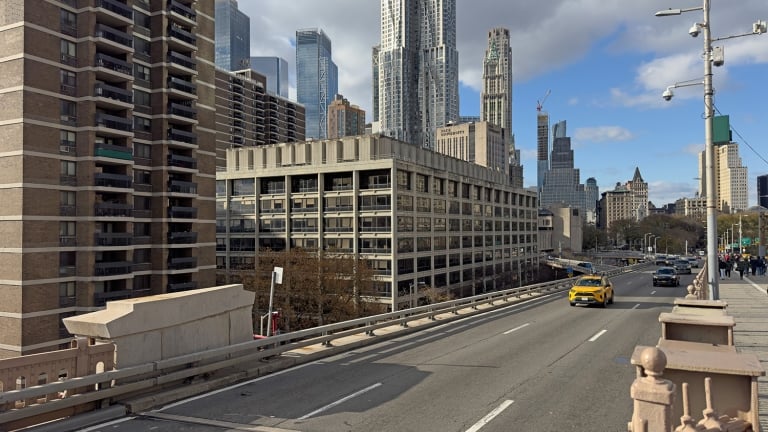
[673,259,692,274]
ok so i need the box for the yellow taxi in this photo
[568,274,614,308]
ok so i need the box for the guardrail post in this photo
[322,332,333,347]
[365,322,375,336]
[628,347,675,432]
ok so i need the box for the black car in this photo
[653,267,680,287]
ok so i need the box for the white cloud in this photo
[574,126,635,143]
[648,180,698,206]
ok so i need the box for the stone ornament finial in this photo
[641,347,667,380]
[684,285,698,300]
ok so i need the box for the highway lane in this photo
[87,267,693,432]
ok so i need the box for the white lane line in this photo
[465,399,515,432]
[588,329,607,342]
[632,304,640,310]
[745,277,768,295]
[650,290,657,295]
[503,322,530,335]
[298,383,382,420]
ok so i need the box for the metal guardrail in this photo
[0,263,650,430]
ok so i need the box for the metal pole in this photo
[739,215,743,254]
[266,270,276,337]
[702,0,719,299]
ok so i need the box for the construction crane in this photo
[536,89,551,112]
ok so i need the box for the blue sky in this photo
[241,1,768,207]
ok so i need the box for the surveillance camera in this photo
[689,23,700,37]
[662,88,674,101]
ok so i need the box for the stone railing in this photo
[627,278,765,432]
[0,337,115,431]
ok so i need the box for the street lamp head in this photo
[656,8,683,17]
[662,87,674,101]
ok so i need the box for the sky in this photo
[239,0,768,207]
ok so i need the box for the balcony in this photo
[94,82,132,105]
[95,53,132,77]
[167,50,196,72]
[94,261,133,276]
[94,142,132,161]
[167,128,197,145]
[95,23,133,51]
[94,202,133,217]
[168,23,196,47]
[168,76,197,97]
[93,288,151,307]
[168,206,197,219]
[168,179,197,194]
[95,0,133,23]
[95,232,133,246]
[168,256,197,270]
[94,172,132,189]
[168,231,197,244]
[167,281,197,292]
[167,153,197,169]
[168,102,197,122]
[167,0,196,25]
[95,113,133,134]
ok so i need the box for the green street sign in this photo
[741,238,752,246]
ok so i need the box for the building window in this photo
[415,174,428,193]
[134,64,150,82]
[396,170,410,190]
[60,130,75,153]
[60,160,76,176]
[60,100,76,124]
[60,39,76,64]
[60,9,76,35]
[134,116,151,132]
[134,89,150,107]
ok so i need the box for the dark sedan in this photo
[653,267,680,287]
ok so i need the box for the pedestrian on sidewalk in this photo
[736,258,747,280]
[719,258,727,277]
[725,259,732,278]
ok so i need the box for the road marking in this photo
[650,290,656,295]
[588,329,607,342]
[465,399,514,432]
[503,322,530,335]
[298,382,382,420]
[745,277,768,295]
[632,304,640,310]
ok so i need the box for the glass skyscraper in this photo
[296,29,338,139]
[215,0,250,71]
[250,56,289,98]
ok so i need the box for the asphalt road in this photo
[85,267,692,432]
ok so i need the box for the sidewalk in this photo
[718,274,768,431]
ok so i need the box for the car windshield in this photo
[577,278,602,286]
[657,268,675,275]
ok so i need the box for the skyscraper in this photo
[377,0,459,149]
[0,0,216,357]
[249,56,289,98]
[584,177,599,224]
[296,29,338,139]
[215,0,250,71]
[536,110,549,201]
[540,121,586,209]
[481,28,519,186]
[698,142,748,213]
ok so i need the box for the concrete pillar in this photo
[629,347,676,432]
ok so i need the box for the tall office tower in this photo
[296,29,338,140]
[758,174,768,208]
[0,0,216,357]
[249,56,289,98]
[480,28,513,156]
[716,143,748,213]
[536,111,549,202]
[213,68,305,167]
[215,0,250,71]
[327,95,366,139]
[698,143,748,213]
[378,0,459,149]
[584,177,599,223]
[540,121,586,210]
[372,45,380,123]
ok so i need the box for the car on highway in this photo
[653,267,680,287]
[673,259,692,274]
[687,256,699,268]
[568,274,614,307]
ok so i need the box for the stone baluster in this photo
[628,347,676,432]
[674,382,701,432]
[696,377,724,431]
